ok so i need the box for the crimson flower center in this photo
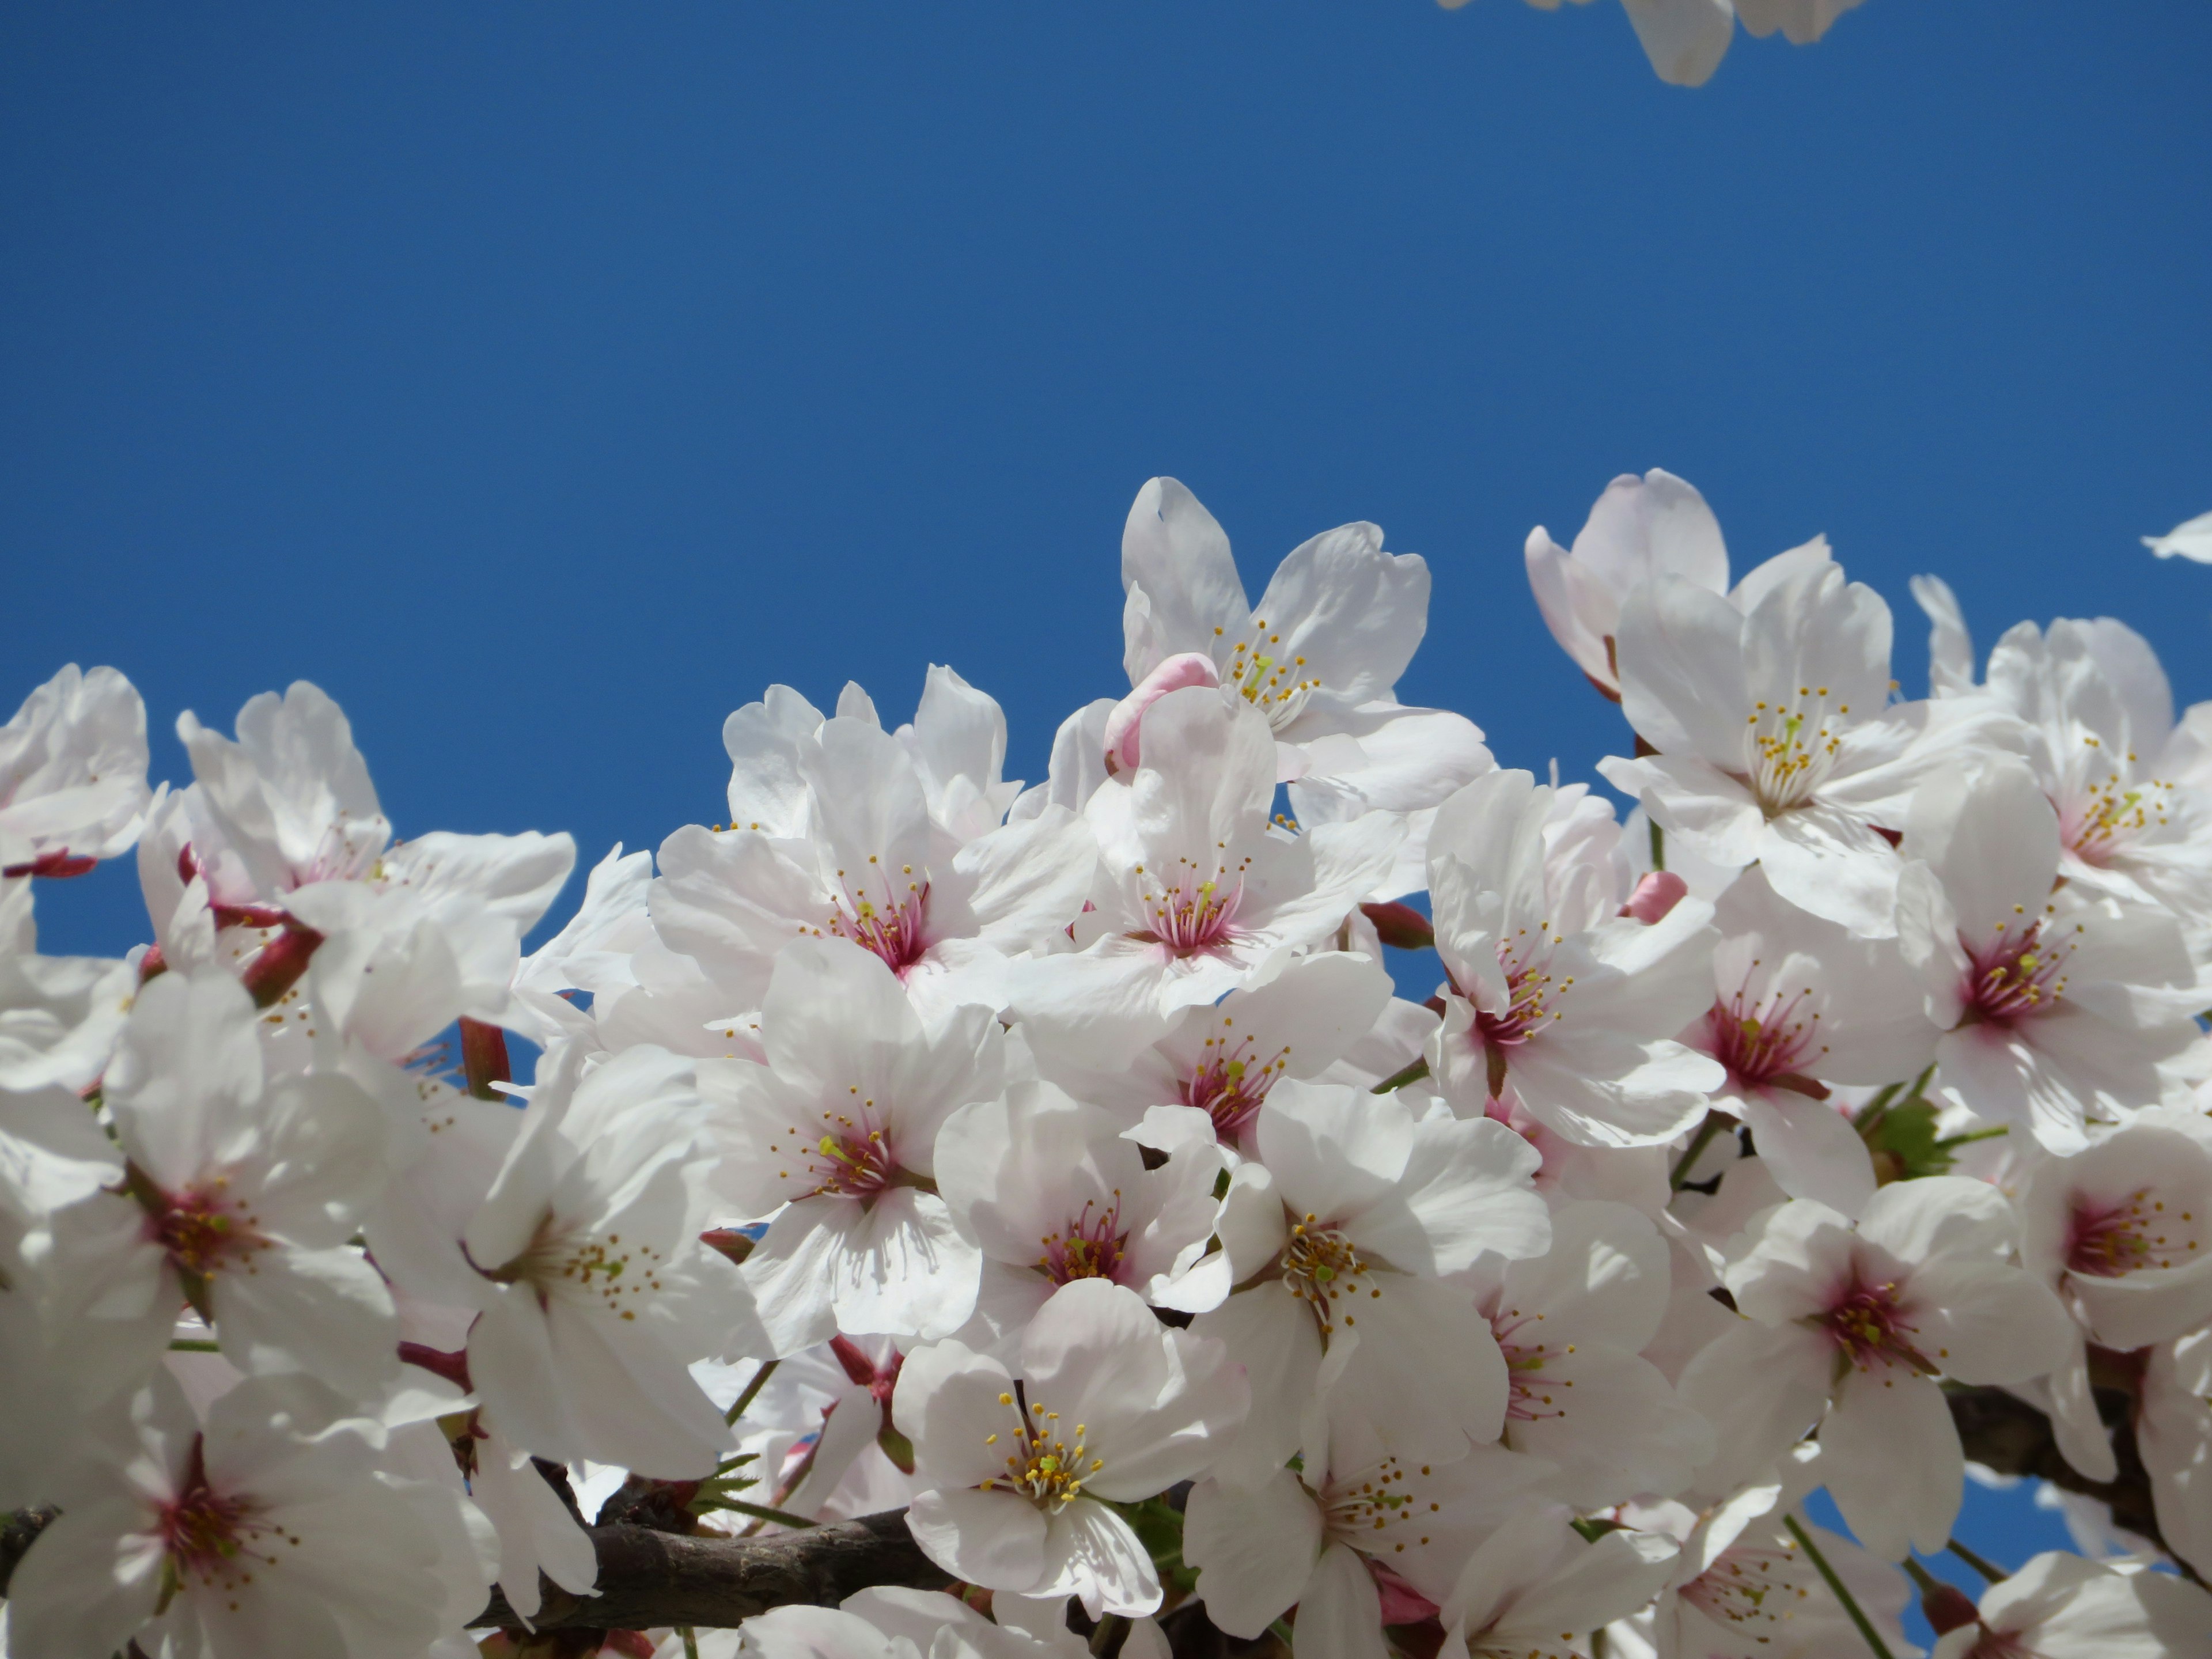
[1491,1306,1570,1424]
[1322,1455,1436,1560]
[1475,938,1570,1048]
[1817,1278,1934,1374]
[1702,982,1821,1089]
[1281,1214,1373,1339]
[1036,1196,1131,1285]
[1960,915,2074,1024]
[768,1092,903,1202]
[828,860,931,975]
[1180,1031,1290,1140]
[147,1184,267,1279]
[1131,853,1251,957]
[2061,762,2172,868]
[1678,1543,1813,1633]
[2066,1188,2200,1278]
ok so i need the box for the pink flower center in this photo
[1475,947,1569,1050]
[1960,916,2074,1024]
[828,863,931,975]
[1323,1456,1439,1570]
[767,1097,903,1202]
[1281,1214,1371,1339]
[146,1183,268,1281]
[1678,1541,1815,1633]
[1036,1196,1130,1285]
[1490,1305,1569,1423]
[1131,855,1252,957]
[2061,766,2173,868]
[1179,1032,1290,1141]
[1702,982,1822,1090]
[1817,1277,1936,1374]
[2066,1188,2200,1278]
[156,1436,289,1606]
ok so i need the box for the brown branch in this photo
[1944,1382,2198,1581]
[471,1508,952,1631]
[0,1505,56,1597]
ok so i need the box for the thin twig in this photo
[1669,1115,1729,1190]
[1945,1539,2007,1584]
[726,1359,778,1427]
[1370,1056,1429,1094]
[1783,1513,1895,1659]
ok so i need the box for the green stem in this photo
[1946,1539,2007,1584]
[725,1358,778,1426]
[167,1338,221,1353]
[1648,817,1665,873]
[717,1496,819,1530]
[1898,1556,1946,1597]
[681,1628,701,1659]
[1370,1057,1430,1094]
[1933,1126,2009,1152]
[1783,1513,1895,1659]
[1669,1116,1729,1191]
[1089,1613,1127,1656]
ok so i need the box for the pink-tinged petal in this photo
[1104,653,1222,775]
[1620,869,1687,923]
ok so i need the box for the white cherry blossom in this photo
[1191,1078,1549,1484]
[1424,768,1725,1148]
[462,1040,762,1477]
[1680,1178,2073,1559]
[1117,478,1491,899]
[895,1278,1248,1618]
[712,936,1001,1354]
[44,971,400,1398]
[1896,759,2205,1153]
[1008,688,1401,1053]
[7,1371,494,1659]
[1929,1548,2212,1658]
[1599,555,2022,936]
[935,1078,1228,1355]
[0,664,150,877]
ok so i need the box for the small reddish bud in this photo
[1360,900,1435,951]
[1,850,97,880]
[1921,1581,1981,1637]
[1103,652,1221,774]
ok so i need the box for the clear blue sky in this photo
[6,0,2206,1626]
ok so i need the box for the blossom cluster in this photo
[4,469,2212,1659]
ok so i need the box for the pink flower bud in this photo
[1103,652,1221,774]
[1620,869,1688,924]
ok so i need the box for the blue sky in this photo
[6,0,2207,1627]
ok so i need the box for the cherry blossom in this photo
[462,1040,763,1477]
[1680,1178,2074,1558]
[6,1370,494,1659]
[1928,1549,2212,1658]
[1896,758,2205,1153]
[895,1278,1249,1618]
[1424,768,1725,1147]
[0,663,150,877]
[1008,687,1401,1051]
[1599,553,2022,937]
[1191,1078,1548,1484]
[710,935,1001,1354]
[1116,478,1491,899]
